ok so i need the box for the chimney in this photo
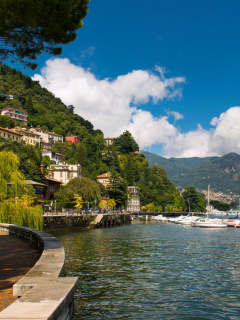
[40,164,44,173]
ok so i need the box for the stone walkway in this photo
[0,233,41,312]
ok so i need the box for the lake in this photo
[55,220,240,319]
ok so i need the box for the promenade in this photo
[0,232,41,312]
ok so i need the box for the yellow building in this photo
[12,128,41,146]
[0,127,22,142]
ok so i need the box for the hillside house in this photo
[0,127,22,142]
[1,107,27,125]
[105,137,115,146]
[65,136,81,144]
[97,172,112,187]
[47,164,82,185]
[12,127,41,146]
[29,128,63,151]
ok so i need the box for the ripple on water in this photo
[56,222,240,320]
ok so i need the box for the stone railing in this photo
[0,223,78,320]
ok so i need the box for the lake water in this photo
[55,220,240,319]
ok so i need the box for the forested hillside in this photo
[143,150,240,194]
[0,63,96,137]
[0,64,186,210]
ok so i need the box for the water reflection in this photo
[56,222,240,319]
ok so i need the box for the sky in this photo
[8,0,240,158]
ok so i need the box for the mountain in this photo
[142,151,240,194]
[141,151,217,178]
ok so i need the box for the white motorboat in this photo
[191,218,227,228]
[177,216,199,225]
[152,214,168,221]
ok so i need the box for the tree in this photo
[0,151,25,200]
[106,177,128,208]
[74,194,84,209]
[182,187,206,213]
[55,177,101,207]
[113,131,139,154]
[107,199,116,210]
[0,0,89,69]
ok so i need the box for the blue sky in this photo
[9,0,240,158]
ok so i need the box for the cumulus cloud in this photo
[32,58,240,158]
[32,58,185,138]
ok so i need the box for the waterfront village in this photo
[0,106,141,213]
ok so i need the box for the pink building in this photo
[1,107,27,125]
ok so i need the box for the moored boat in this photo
[191,218,227,228]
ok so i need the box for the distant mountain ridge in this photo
[142,151,240,194]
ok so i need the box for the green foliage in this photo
[210,200,230,212]
[136,165,183,211]
[106,176,128,208]
[0,197,43,230]
[0,0,89,69]
[0,150,25,199]
[0,115,16,128]
[0,137,44,182]
[143,151,240,195]
[55,177,101,207]
[182,187,206,212]
[0,63,97,139]
[113,131,139,154]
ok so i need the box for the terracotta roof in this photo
[97,173,111,179]
[0,127,23,136]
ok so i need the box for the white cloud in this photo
[32,58,240,158]
[32,57,185,139]
[167,110,184,121]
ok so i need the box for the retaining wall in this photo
[0,223,78,320]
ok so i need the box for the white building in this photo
[29,128,63,151]
[127,186,140,213]
[42,151,62,164]
[47,164,82,185]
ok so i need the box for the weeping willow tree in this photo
[0,196,43,230]
[0,151,43,229]
[0,151,25,199]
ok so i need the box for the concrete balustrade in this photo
[0,223,78,320]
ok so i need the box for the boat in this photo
[225,214,240,227]
[191,218,227,228]
[177,215,200,225]
[191,185,227,228]
[152,214,168,222]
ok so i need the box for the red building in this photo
[65,136,81,144]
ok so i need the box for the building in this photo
[127,186,140,213]
[29,128,63,150]
[25,180,47,204]
[44,176,62,200]
[12,128,41,146]
[1,107,27,125]
[105,137,115,146]
[65,136,81,144]
[0,127,22,142]
[47,164,82,185]
[97,173,112,187]
[42,151,63,164]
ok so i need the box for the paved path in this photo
[0,233,41,312]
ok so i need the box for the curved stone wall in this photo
[0,223,78,320]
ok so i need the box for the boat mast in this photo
[207,184,210,217]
